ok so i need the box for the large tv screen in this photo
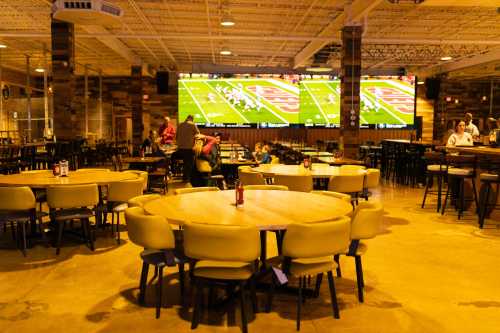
[299,75,416,128]
[178,73,299,127]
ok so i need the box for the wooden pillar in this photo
[130,65,143,154]
[340,26,362,158]
[51,18,77,139]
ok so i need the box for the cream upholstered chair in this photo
[47,184,99,255]
[311,163,330,168]
[107,178,144,244]
[274,174,313,192]
[124,170,149,192]
[280,217,351,330]
[239,168,266,186]
[363,168,380,200]
[338,201,383,303]
[0,186,39,256]
[244,185,288,191]
[271,155,280,164]
[174,187,220,195]
[128,194,161,208]
[339,165,366,172]
[125,207,185,319]
[20,170,48,210]
[311,190,352,204]
[184,222,260,333]
[328,173,365,201]
[75,168,110,172]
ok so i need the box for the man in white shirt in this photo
[464,113,479,138]
[447,121,473,147]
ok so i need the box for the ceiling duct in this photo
[52,0,123,26]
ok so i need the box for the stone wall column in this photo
[51,18,77,139]
[340,26,362,158]
[130,65,143,154]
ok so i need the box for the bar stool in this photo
[478,172,499,228]
[441,155,478,219]
[421,151,447,212]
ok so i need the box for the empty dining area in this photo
[1,1,500,333]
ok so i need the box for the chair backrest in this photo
[423,151,445,165]
[311,163,330,168]
[124,170,148,191]
[271,155,280,164]
[107,178,144,203]
[75,168,110,172]
[311,190,351,203]
[351,200,384,240]
[239,169,266,186]
[243,185,288,191]
[184,222,260,262]
[273,174,313,192]
[446,154,477,170]
[128,194,161,208]
[328,173,365,193]
[283,217,351,259]
[125,207,175,250]
[20,170,48,174]
[0,186,36,211]
[47,184,99,209]
[365,168,380,188]
[340,165,366,172]
[174,187,220,195]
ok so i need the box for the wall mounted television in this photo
[178,73,300,128]
[299,75,416,129]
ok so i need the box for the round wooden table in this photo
[144,189,352,230]
[251,164,366,179]
[0,170,138,188]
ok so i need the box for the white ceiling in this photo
[0,0,498,78]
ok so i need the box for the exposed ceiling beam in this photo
[421,0,499,6]
[80,25,142,65]
[293,0,384,69]
[204,0,216,64]
[416,47,500,77]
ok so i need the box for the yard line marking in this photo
[180,80,210,123]
[362,88,405,125]
[302,82,330,125]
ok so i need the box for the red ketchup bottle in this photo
[235,180,244,206]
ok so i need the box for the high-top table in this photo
[252,164,366,179]
[144,190,352,231]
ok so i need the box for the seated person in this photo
[252,142,263,161]
[257,144,272,164]
[447,121,473,147]
[191,133,222,187]
[141,130,159,154]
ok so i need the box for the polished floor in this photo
[0,183,499,333]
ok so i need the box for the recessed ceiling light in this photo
[221,13,235,26]
[0,44,7,49]
[440,56,452,61]
[305,64,332,72]
[417,81,425,85]
[220,47,232,55]
[35,68,45,73]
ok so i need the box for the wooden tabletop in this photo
[315,157,366,166]
[383,139,434,146]
[221,159,258,166]
[144,190,352,230]
[443,146,500,157]
[302,151,334,157]
[121,156,165,164]
[0,170,138,188]
[252,164,366,178]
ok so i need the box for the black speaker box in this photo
[425,78,440,100]
[414,116,423,140]
[156,71,169,94]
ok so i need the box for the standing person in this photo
[447,121,473,147]
[176,115,200,182]
[464,113,479,139]
[158,116,176,145]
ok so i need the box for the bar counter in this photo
[443,146,500,157]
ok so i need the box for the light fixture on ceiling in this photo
[0,43,6,49]
[417,81,425,85]
[220,13,235,26]
[305,63,332,72]
[440,56,453,61]
[220,47,232,55]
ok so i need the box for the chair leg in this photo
[437,174,443,212]
[139,262,149,305]
[266,273,275,313]
[355,255,364,303]
[334,254,342,277]
[18,222,27,257]
[479,184,491,229]
[178,262,185,304]
[421,175,430,208]
[249,276,258,314]
[156,266,164,319]
[297,277,302,331]
[458,179,465,219]
[441,182,451,215]
[314,273,323,298]
[471,178,479,214]
[56,221,64,255]
[327,271,340,319]
[239,281,248,333]
[191,279,203,329]
[85,219,95,251]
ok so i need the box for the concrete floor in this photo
[0,183,499,333]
